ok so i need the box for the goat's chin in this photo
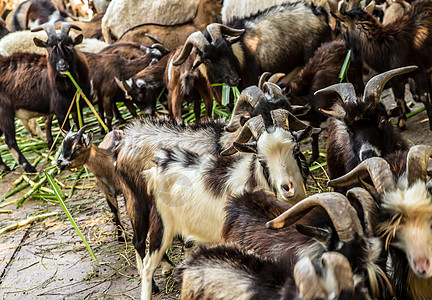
[277,189,302,204]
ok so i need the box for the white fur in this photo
[359,142,381,161]
[383,180,432,277]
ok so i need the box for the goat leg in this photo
[392,83,409,130]
[112,102,126,125]
[45,115,54,150]
[0,129,10,173]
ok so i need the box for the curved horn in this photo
[31,22,56,37]
[224,86,264,132]
[348,0,362,9]
[263,82,283,97]
[407,145,432,187]
[328,157,396,195]
[145,33,163,44]
[294,257,328,300]
[321,252,355,294]
[221,115,265,156]
[268,73,285,84]
[258,72,271,90]
[346,187,379,236]
[270,109,310,131]
[69,124,76,133]
[60,22,82,36]
[314,83,357,103]
[172,31,209,66]
[266,192,364,242]
[150,43,170,55]
[76,125,87,138]
[362,65,418,104]
[206,23,245,42]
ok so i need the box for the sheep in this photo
[101,0,212,44]
[0,29,108,55]
[56,125,126,241]
[333,0,432,130]
[84,43,167,131]
[276,39,364,163]
[0,22,90,173]
[313,66,413,190]
[173,4,332,90]
[328,145,432,300]
[222,188,389,299]
[178,246,371,300]
[116,0,223,50]
[92,0,110,14]
[115,87,317,298]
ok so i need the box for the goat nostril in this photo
[282,184,290,192]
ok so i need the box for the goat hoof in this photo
[117,235,126,243]
[25,165,37,173]
[152,279,160,294]
[398,119,407,131]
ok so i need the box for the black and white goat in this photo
[328,145,432,300]
[315,66,413,188]
[0,22,89,173]
[56,125,125,242]
[178,246,371,300]
[115,84,316,299]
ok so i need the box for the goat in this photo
[115,85,316,299]
[328,145,432,300]
[222,188,389,299]
[116,0,222,49]
[314,66,412,190]
[115,55,170,116]
[178,246,370,300]
[56,125,125,241]
[165,26,244,120]
[26,0,63,30]
[0,22,89,173]
[55,12,104,40]
[334,0,432,130]
[277,39,364,163]
[84,43,167,131]
[173,4,332,90]
[98,42,149,60]
[102,0,221,44]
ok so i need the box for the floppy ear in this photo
[295,224,333,247]
[73,34,84,46]
[33,37,47,48]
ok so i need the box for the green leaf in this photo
[222,84,230,106]
[339,50,351,83]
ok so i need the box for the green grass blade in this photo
[222,84,230,106]
[45,171,99,263]
[339,50,351,83]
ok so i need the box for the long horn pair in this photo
[258,72,285,90]
[270,109,318,133]
[266,192,364,242]
[172,31,209,66]
[224,86,264,132]
[346,187,379,236]
[206,23,245,42]
[60,22,81,36]
[220,115,265,156]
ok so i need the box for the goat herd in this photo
[1,0,432,299]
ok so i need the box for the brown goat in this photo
[115,0,222,48]
[98,42,148,60]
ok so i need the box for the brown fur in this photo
[99,42,147,60]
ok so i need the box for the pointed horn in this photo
[270,109,310,131]
[60,22,82,35]
[224,86,264,132]
[221,115,265,156]
[363,65,418,104]
[150,43,170,55]
[348,0,361,9]
[346,187,379,236]
[407,145,432,187]
[328,157,396,195]
[258,72,272,90]
[318,105,346,120]
[172,31,209,66]
[266,192,364,241]
[268,73,285,84]
[294,257,328,300]
[206,23,245,42]
[321,252,355,294]
[69,123,76,133]
[314,83,357,104]
[31,22,56,37]
[263,82,283,97]
[77,125,87,138]
[145,33,163,44]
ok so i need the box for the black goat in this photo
[0,22,89,173]
[315,66,412,191]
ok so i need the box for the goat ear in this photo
[33,37,47,48]
[60,128,68,137]
[228,35,242,45]
[364,0,375,14]
[293,126,321,142]
[295,224,332,246]
[233,141,257,154]
[84,131,93,147]
[73,34,84,46]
